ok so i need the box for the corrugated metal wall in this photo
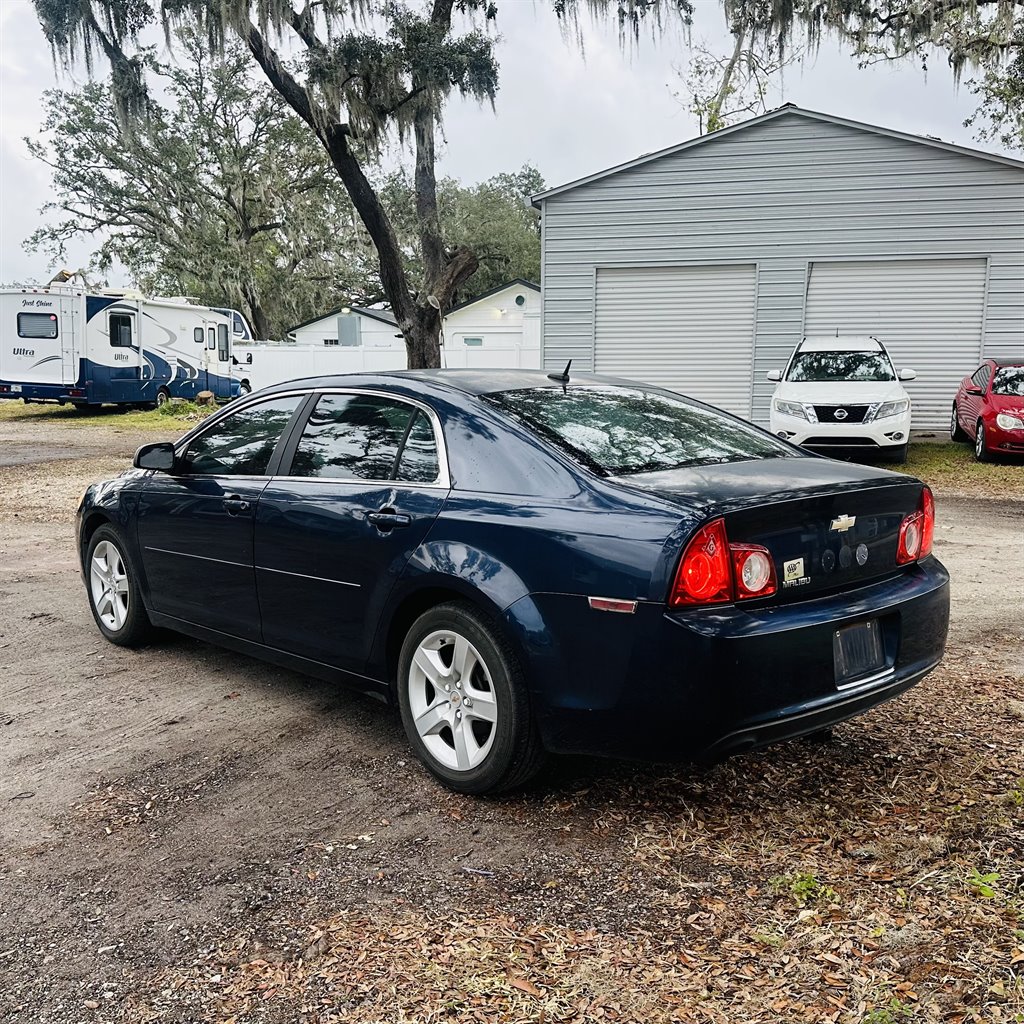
[539,110,1024,429]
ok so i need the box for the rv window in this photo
[232,312,246,336]
[217,323,230,361]
[463,337,484,347]
[194,327,204,344]
[109,313,133,347]
[207,328,216,351]
[17,312,59,339]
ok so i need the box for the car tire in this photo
[85,525,154,647]
[397,601,544,795]
[156,388,171,408]
[974,420,991,462]
[239,382,251,396]
[950,403,968,442]
[885,443,909,465]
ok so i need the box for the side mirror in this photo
[766,369,783,382]
[134,441,176,472]
[898,368,917,381]
[966,386,984,396]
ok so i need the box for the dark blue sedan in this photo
[77,370,949,793]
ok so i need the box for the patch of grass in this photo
[0,397,215,430]
[861,997,917,1023]
[770,871,839,907]
[904,441,1024,498]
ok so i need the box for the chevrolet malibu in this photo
[78,370,950,794]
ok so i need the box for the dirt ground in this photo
[0,413,1021,1024]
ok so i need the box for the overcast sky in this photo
[0,0,1007,286]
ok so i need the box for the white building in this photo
[283,279,540,369]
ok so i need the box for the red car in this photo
[951,359,1024,460]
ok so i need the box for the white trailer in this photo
[0,286,240,408]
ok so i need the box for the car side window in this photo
[179,395,305,476]
[396,411,440,483]
[289,394,417,480]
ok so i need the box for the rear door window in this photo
[485,386,794,476]
[289,394,414,480]
[180,395,305,476]
[396,411,441,483]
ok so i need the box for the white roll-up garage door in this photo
[594,264,756,418]
[804,258,987,430]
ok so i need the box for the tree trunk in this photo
[405,309,443,369]
[707,25,746,132]
[241,281,271,339]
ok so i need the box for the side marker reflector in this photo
[588,596,637,614]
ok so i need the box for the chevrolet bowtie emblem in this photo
[830,514,857,532]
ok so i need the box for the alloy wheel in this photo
[975,422,985,459]
[407,629,498,772]
[90,540,130,632]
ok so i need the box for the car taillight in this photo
[669,519,776,607]
[731,545,777,599]
[897,486,935,565]
[920,485,934,557]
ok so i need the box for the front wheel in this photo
[238,381,251,396]
[974,420,991,462]
[155,388,171,408]
[885,442,908,465]
[86,526,153,647]
[950,403,968,442]
[397,602,543,795]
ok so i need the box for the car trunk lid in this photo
[615,457,925,601]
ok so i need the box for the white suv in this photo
[767,337,916,462]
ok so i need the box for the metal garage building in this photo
[532,105,1024,429]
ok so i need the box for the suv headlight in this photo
[996,412,1024,430]
[774,399,810,420]
[866,399,910,422]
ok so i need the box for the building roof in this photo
[531,105,1024,207]
[287,305,397,334]
[447,279,539,314]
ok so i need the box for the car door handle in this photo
[223,494,251,515]
[367,508,411,530]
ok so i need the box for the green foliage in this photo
[381,165,542,306]
[771,871,838,907]
[25,32,373,339]
[966,866,1000,899]
[861,998,917,1023]
[965,16,1024,152]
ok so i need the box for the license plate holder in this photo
[833,620,885,687]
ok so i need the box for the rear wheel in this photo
[86,526,153,647]
[974,420,991,462]
[238,381,251,396]
[950,403,968,442]
[397,602,543,795]
[155,388,171,408]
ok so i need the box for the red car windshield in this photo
[992,367,1024,397]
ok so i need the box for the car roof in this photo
[260,368,634,398]
[992,358,1024,368]
[799,336,883,352]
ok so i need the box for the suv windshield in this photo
[787,351,896,383]
[992,367,1024,397]
[484,386,794,476]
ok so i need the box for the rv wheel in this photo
[156,389,171,407]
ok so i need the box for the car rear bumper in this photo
[506,556,949,762]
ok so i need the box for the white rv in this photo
[0,286,241,408]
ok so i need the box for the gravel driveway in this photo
[1,415,1021,1024]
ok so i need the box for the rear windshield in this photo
[484,386,795,476]
[787,351,895,382]
[992,367,1024,397]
